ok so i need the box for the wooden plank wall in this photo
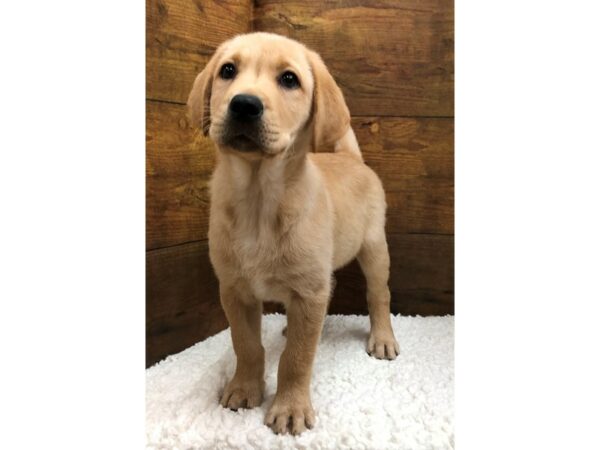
[146,0,252,366]
[147,0,454,366]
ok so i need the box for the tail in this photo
[333,127,364,162]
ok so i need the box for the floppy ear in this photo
[187,49,221,135]
[306,50,351,150]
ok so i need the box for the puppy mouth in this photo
[226,133,262,152]
[213,118,282,154]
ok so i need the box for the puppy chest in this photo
[248,276,291,303]
[231,238,289,300]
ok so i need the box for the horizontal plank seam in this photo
[405,232,454,236]
[354,115,455,120]
[147,98,188,107]
[147,232,453,253]
[147,239,207,252]
[146,98,453,119]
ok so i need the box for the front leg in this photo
[219,286,265,410]
[265,290,328,435]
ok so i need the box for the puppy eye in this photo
[279,71,300,89]
[219,63,236,80]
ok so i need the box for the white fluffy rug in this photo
[146,314,454,450]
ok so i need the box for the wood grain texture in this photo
[332,234,454,316]
[354,116,454,235]
[147,0,252,103]
[253,0,454,117]
[146,100,216,250]
[146,100,453,249]
[146,240,227,366]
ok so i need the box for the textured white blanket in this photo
[146,314,454,450]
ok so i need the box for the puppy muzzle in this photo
[222,94,268,152]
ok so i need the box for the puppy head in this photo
[187,32,350,158]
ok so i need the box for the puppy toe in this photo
[220,390,232,408]
[385,343,399,360]
[305,409,316,429]
[226,390,248,410]
[291,412,306,435]
[274,414,290,434]
[367,339,376,355]
[374,342,386,359]
[264,410,276,427]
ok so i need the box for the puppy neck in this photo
[220,136,309,186]
[215,144,314,232]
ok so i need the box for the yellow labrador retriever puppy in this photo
[187,32,399,435]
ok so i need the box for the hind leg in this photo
[357,237,399,360]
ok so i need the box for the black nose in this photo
[229,94,264,121]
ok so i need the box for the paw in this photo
[368,332,400,360]
[265,394,315,435]
[220,378,264,410]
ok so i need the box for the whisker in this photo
[201,120,224,128]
